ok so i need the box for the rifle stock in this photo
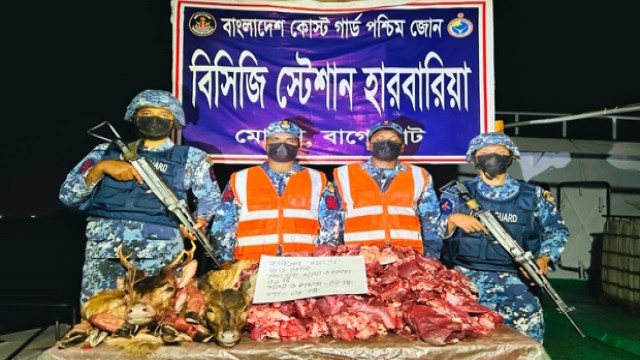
[453,181,585,338]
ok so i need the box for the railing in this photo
[497,104,640,141]
[0,302,76,359]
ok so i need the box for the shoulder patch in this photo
[222,186,235,202]
[542,190,555,204]
[81,159,95,174]
[440,199,453,215]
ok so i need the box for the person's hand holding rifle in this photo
[87,121,221,270]
[452,181,586,338]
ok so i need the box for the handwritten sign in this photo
[253,255,369,304]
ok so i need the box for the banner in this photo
[172,0,494,164]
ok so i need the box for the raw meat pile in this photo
[247,244,503,345]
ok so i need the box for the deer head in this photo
[197,260,258,347]
[117,242,198,326]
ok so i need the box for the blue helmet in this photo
[124,90,186,127]
[465,132,520,163]
[368,120,404,139]
[265,119,302,138]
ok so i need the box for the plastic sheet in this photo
[38,325,549,360]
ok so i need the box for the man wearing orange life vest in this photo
[333,120,442,259]
[208,119,342,263]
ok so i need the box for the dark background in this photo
[1,1,639,332]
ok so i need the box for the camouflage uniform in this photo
[59,90,222,307]
[436,132,569,342]
[331,159,441,258]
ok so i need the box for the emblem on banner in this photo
[189,12,216,36]
[447,13,474,38]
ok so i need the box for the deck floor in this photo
[542,279,640,360]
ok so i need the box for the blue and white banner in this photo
[172,0,494,164]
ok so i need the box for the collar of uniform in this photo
[260,161,304,176]
[139,138,174,152]
[472,174,520,200]
[363,158,407,172]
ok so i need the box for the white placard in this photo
[252,255,369,304]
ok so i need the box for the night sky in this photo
[1,0,639,218]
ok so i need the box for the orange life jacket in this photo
[231,166,327,261]
[334,162,428,253]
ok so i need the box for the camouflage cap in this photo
[465,132,521,162]
[124,89,186,127]
[368,120,404,139]
[265,119,302,138]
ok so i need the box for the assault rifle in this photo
[451,180,585,338]
[88,121,221,270]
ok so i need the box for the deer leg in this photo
[184,282,207,324]
[158,316,211,342]
[56,320,93,348]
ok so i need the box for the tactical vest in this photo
[85,143,189,227]
[442,181,542,272]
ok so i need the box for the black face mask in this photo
[371,141,402,161]
[475,154,512,179]
[135,116,173,140]
[267,143,299,162]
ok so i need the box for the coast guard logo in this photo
[189,12,216,36]
[447,13,474,38]
[543,190,556,204]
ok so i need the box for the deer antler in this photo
[118,244,146,288]
[167,249,187,269]
[183,239,197,264]
[118,245,137,272]
[166,239,198,269]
